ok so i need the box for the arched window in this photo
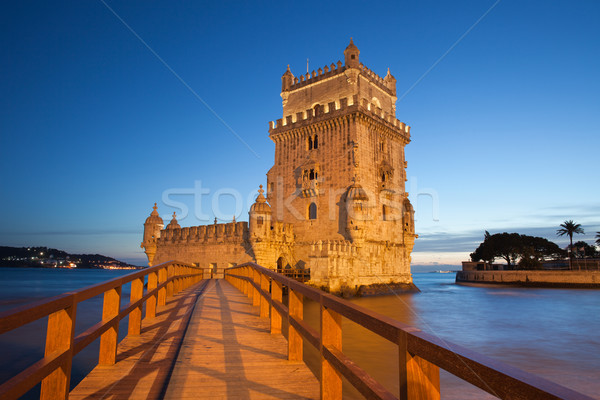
[313,135,318,149]
[257,216,263,226]
[382,205,388,221]
[308,202,317,220]
[382,172,386,182]
[308,136,313,150]
[309,169,316,180]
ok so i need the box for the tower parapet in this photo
[269,94,410,143]
[158,221,248,245]
[281,39,397,118]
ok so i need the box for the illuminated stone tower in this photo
[267,39,416,292]
[142,39,417,293]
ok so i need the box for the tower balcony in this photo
[301,179,321,197]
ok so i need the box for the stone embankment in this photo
[456,270,600,288]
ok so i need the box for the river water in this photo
[0,268,598,399]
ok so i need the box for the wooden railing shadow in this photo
[225,262,596,400]
[164,279,315,400]
[0,260,204,400]
[74,280,208,400]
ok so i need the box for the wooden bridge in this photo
[0,261,596,400]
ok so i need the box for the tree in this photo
[470,232,564,268]
[556,220,584,257]
[470,231,496,264]
[596,232,600,247]
[572,241,597,258]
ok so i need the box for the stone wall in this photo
[456,270,600,288]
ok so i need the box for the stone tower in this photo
[141,39,417,293]
[267,39,416,292]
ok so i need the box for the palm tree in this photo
[556,220,584,258]
[596,232,600,246]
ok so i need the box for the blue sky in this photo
[1,0,598,267]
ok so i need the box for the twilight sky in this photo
[1,0,598,267]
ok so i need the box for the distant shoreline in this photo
[456,270,600,289]
[0,265,141,270]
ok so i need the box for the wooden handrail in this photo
[225,262,596,400]
[0,260,205,400]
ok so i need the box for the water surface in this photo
[0,269,598,399]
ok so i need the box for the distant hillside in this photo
[0,246,141,269]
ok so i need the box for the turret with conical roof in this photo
[166,212,181,230]
[281,65,294,92]
[344,38,360,68]
[249,185,272,240]
[344,177,369,243]
[384,68,397,96]
[141,203,164,266]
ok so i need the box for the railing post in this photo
[288,288,303,362]
[252,269,260,307]
[271,279,282,334]
[398,331,440,400]
[321,305,342,399]
[99,286,121,365]
[40,299,76,400]
[260,273,269,318]
[158,267,167,306]
[173,265,179,294]
[128,277,144,336]
[146,270,158,319]
[243,267,249,296]
[166,264,174,298]
[175,265,181,294]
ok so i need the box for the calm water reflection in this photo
[302,273,600,399]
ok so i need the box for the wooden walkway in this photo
[70,279,319,400]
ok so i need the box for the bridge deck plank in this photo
[164,279,319,399]
[70,279,319,400]
[69,280,208,400]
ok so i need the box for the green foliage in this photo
[556,220,584,238]
[470,232,565,268]
[596,232,600,247]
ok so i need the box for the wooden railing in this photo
[225,263,595,400]
[0,260,204,400]
[279,267,311,283]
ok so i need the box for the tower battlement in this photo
[269,95,410,140]
[280,39,398,118]
[284,61,394,97]
[158,221,248,244]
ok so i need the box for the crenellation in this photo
[269,94,409,139]
[328,101,336,113]
[156,221,249,246]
